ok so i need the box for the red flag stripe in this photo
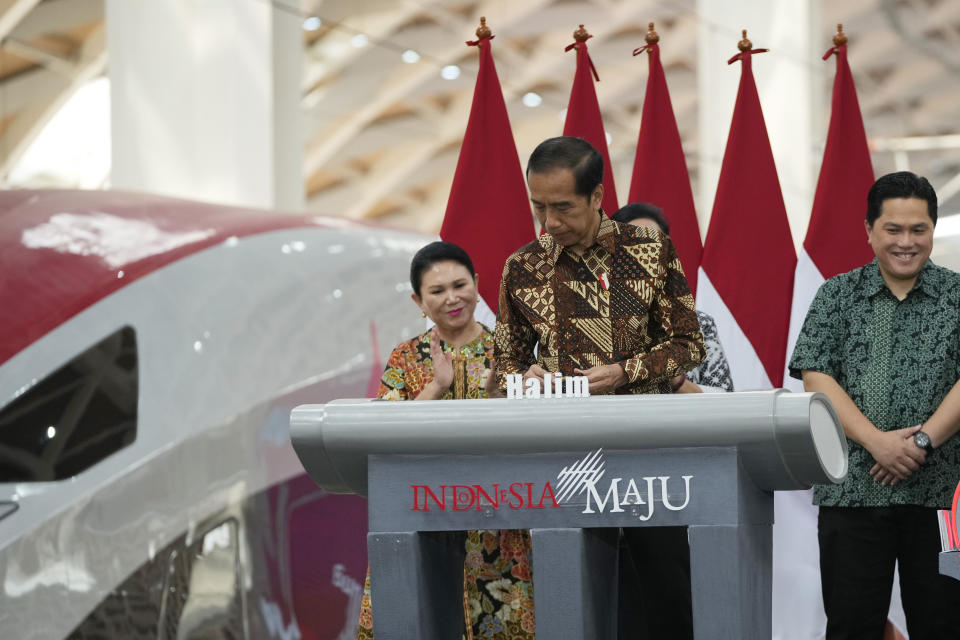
[701,49,796,388]
[440,37,536,310]
[804,43,875,277]
[628,42,702,296]
[562,40,619,216]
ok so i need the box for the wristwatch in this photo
[913,431,935,455]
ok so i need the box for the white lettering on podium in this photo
[582,474,694,521]
[506,373,524,398]
[524,377,539,398]
[565,375,588,397]
[582,477,626,514]
[506,373,590,399]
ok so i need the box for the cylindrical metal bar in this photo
[290,390,847,496]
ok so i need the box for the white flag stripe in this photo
[773,248,827,639]
[473,295,497,330]
[696,269,773,391]
[782,248,825,393]
[772,489,825,640]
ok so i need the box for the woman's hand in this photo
[430,327,454,389]
[415,327,454,400]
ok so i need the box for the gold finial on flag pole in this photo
[645,22,660,45]
[728,28,768,64]
[833,24,847,46]
[476,16,492,39]
[573,24,590,43]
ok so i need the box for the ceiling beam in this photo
[10,0,101,41]
[303,0,556,177]
[0,23,105,179]
[303,2,427,92]
[331,3,663,222]
[0,0,41,43]
[3,37,76,76]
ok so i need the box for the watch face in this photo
[915,431,932,450]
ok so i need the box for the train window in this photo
[0,326,138,482]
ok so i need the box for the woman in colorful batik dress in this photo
[357,241,535,640]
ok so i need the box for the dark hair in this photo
[866,171,938,227]
[409,241,476,296]
[611,203,670,235]
[526,136,603,199]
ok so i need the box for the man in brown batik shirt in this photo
[493,136,705,640]
[494,136,704,395]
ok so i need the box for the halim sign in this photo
[505,373,589,399]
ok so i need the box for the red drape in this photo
[440,37,536,310]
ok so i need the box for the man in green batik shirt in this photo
[790,171,960,639]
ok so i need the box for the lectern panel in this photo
[368,447,771,532]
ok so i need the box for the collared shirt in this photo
[789,259,960,508]
[379,325,494,401]
[689,311,734,392]
[494,213,705,394]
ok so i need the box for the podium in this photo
[290,390,846,639]
[941,551,960,581]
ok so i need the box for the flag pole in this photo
[727,29,770,65]
[441,15,536,318]
[833,23,848,48]
[468,15,492,45]
[633,21,659,55]
[699,26,795,390]
[646,21,659,46]
[629,21,703,295]
[566,24,600,81]
[562,23,618,213]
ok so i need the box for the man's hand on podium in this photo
[574,363,627,395]
[522,364,551,385]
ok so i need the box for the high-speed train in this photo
[0,190,429,639]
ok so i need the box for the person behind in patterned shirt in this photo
[789,171,960,639]
[493,136,704,640]
[611,202,734,394]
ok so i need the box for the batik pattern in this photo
[358,326,535,640]
[789,259,960,508]
[688,311,734,392]
[378,326,494,400]
[495,215,705,394]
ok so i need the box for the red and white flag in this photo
[773,33,883,640]
[697,45,796,390]
[783,39,875,391]
[562,27,619,216]
[440,28,536,326]
[629,33,702,295]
